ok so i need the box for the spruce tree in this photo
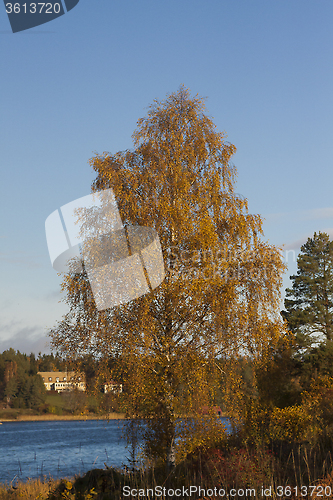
[282,231,333,348]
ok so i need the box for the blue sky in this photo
[1,0,333,354]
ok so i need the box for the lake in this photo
[0,418,230,485]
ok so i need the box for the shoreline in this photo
[0,412,126,422]
[0,412,229,422]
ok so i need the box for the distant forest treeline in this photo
[0,349,79,412]
[0,349,122,415]
[2,341,333,417]
[0,349,51,410]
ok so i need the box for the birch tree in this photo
[50,86,286,466]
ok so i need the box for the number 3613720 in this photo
[5,3,61,14]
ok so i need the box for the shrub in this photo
[269,405,312,442]
[190,446,277,489]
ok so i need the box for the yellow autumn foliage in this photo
[50,86,288,465]
[269,405,312,442]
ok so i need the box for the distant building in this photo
[199,405,223,416]
[103,380,123,394]
[37,371,86,393]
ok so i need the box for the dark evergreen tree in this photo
[256,336,302,408]
[300,342,333,388]
[36,352,65,372]
[0,349,46,409]
[282,232,333,349]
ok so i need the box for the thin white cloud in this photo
[264,207,333,223]
[301,208,333,221]
[0,251,45,269]
[262,206,333,252]
[44,290,63,301]
[282,237,308,251]
[280,228,333,252]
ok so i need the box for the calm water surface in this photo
[0,419,129,484]
[0,418,231,484]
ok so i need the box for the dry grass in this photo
[0,477,63,500]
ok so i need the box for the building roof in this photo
[37,371,85,380]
